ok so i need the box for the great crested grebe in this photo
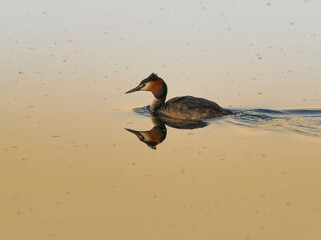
[125,73,232,120]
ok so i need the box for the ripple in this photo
[133,106,151,117]
[226,108,321,137]
[132,106,321,137]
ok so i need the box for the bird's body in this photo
[158,96,230,120]
[126,73,232,120]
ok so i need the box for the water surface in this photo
[1,1,321,240]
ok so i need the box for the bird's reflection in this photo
[125,114,208,149]
[125,118,167,150]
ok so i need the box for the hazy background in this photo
[1,0,321,110]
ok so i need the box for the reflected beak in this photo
[125,128,140,135]
[125,128,145,141]
[125,85,141,94]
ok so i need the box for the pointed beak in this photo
[125,128,140,136]
[125,128,157,150]
[125,85,141,94]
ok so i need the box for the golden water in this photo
[1,1,321,239]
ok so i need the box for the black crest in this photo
[141,73,159,84]
[148,73,158,80]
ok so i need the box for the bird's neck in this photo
[150,97,165,112]
[150,82,167,112]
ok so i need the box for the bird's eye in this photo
[140,84,145,88]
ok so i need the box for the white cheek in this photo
[141,82,151,91]
[141,132,151,141]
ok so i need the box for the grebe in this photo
[125,73,232,120]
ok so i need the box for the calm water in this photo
[1,1,321,240]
